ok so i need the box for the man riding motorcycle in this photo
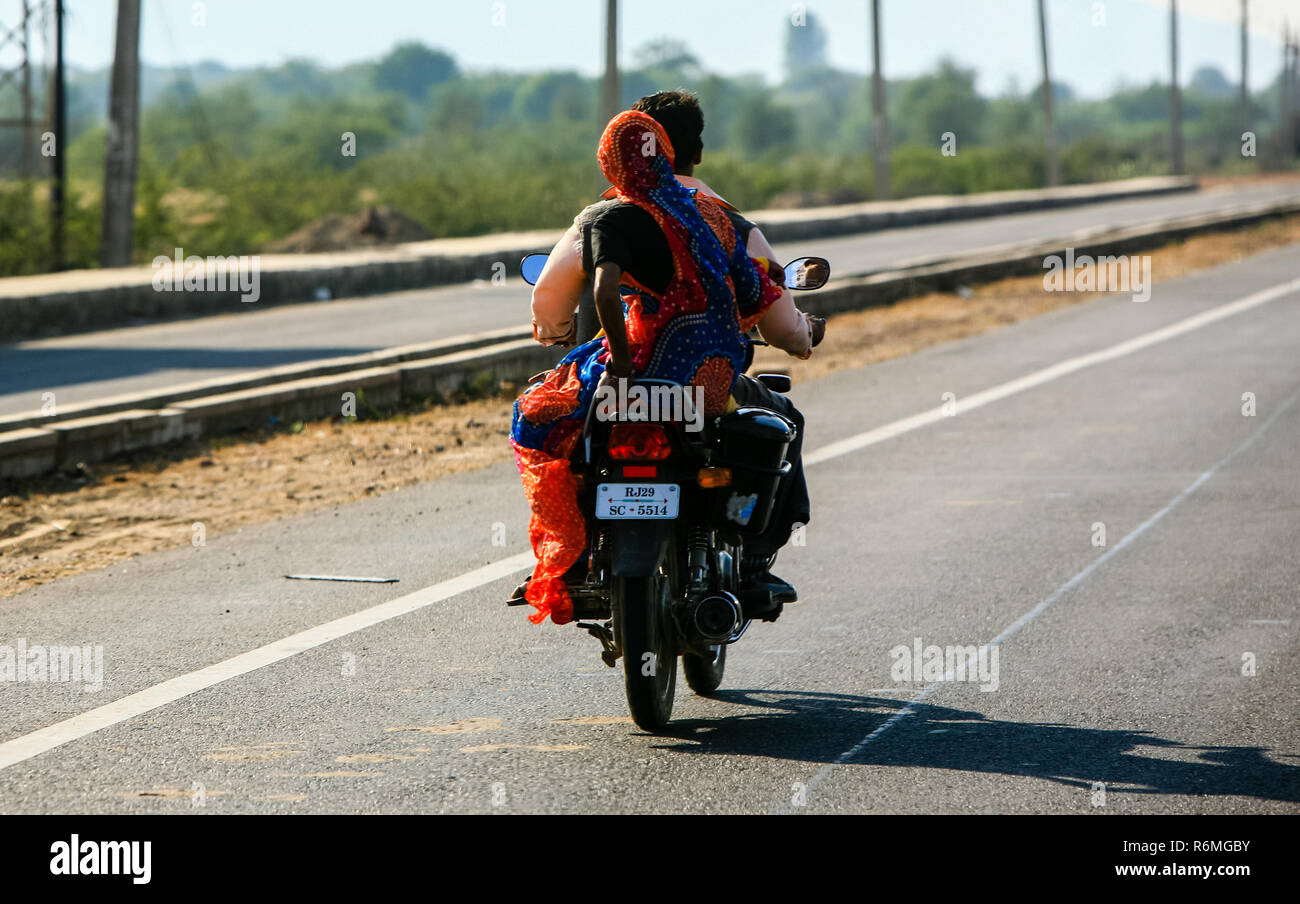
[523,91,825,617]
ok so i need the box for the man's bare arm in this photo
[593,262,632,376]
[746,226,818,358]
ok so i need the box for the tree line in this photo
[0,29,1292,276]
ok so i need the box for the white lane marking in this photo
[805,275,1300,466]
[3,275,1298,774]
[782,384,1300,813]
[0,552,535,772]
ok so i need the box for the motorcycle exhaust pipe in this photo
[690,591,744,643]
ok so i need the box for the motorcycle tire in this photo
[682,644,726,696]
[613,573,677,730]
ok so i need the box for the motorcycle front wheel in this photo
[613,573,677,730]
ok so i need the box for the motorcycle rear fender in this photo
[610,520,671,577]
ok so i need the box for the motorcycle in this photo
[516,253,830,729]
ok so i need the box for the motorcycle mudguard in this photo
[610,521,671,577]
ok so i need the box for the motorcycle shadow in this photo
[644,689,1300,805]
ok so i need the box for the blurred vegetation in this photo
[0,10,1294,275]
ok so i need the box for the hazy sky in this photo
[46,0,1294,99]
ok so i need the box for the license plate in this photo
[596,483,680,520]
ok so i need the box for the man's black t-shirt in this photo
[582,199,755,297]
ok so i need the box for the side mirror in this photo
[520,253,549,286]
[755,373,792,393]
[783,256,830,290]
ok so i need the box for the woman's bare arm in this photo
[530,224,588,345]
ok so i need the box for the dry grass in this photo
[1,397,512,599]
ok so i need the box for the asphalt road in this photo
[3,180,1297,418]
[1,240,1296,814]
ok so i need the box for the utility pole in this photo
[1281,26,1292,165]
[871,0,890,199]
[1289,29,1300,163]
[1170,0,1184,174]
[101,0,142,269]
[51,0,66,270]
[601,0,619,123]
[1238,0,1248,137]
[0,2,37,179]
[21,0,32,178]
[1284,27,1294,162]
[1294,33,1300,159]
[1037,0,1059,186]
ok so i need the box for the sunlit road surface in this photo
[0,242,1297,814]
[3,180,1298,418]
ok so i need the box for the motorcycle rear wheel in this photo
[613,573,677,730]
[682,644,726,695]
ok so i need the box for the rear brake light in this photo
[623,465,658,478]
[608,424,671,461]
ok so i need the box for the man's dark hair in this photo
[632,90,704,173]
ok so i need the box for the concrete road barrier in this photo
[0,428,59,480]
[0,338,564,480]
[0,325,531,435]
[752,176,1196,242]
[50,409,189,472]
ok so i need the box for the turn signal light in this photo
[608,424,671,461]
[697,467,732,488]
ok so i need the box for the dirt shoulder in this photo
[4,215,1299,602]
